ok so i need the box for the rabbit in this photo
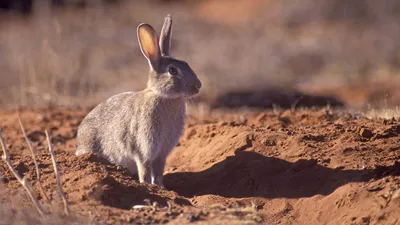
[75,14,201,187]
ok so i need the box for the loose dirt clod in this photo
[359,128,374,139]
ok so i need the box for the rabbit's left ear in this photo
[137,23,161,70]
[159,14,172,56]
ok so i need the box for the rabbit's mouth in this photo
[183,84,201,98]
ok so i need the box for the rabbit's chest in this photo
[155,105,185,147]
[134,98,185,154]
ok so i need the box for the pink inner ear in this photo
[138,25,160,69]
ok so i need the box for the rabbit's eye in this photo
[168,67,178,75]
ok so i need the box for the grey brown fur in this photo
[76,14,201,187]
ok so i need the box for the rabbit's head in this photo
[137,15,202,99]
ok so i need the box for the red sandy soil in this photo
[0,108,399,224]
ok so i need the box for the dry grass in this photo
[0,128,45,216]
[363,107,400,120]
[0,124,79,223]
[0,0,399,109]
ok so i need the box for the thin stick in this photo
[45,130,70,216]
[0,128,45,216]
[17,114,50,203]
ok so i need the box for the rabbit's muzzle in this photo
[186,79,202,96]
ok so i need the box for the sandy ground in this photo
[0,107,399,224]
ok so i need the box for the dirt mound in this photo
[165,109,400,224]
[1,150,192,222]
[0,108,399,224]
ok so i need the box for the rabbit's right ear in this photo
[137,24,161,71]
[159,14,172,56]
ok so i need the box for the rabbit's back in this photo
[76,92,138,164]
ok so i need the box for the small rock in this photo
[342,147,354,153]
[361,216,371,224]
[322,158,331,164]
[334,124,343,129]
[186,214,200,222]
[261,138,276,146]
[367,186,383,192]
[229,121,239,127]
[306,143,316,148]
[218,121,228,127]
[388,146,400,152]
[279,117,291,126]
[359,128,373,139]
[281,202,293,214]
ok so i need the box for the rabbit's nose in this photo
[188,83,200,94]
[195,80,202,90]
[190,85,200,93]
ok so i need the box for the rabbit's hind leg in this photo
[125,162,138,175]
[76,125,100,156]
[152,155,167,187]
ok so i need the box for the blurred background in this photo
[0,0,399,114]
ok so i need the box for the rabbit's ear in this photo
[137,24,161,70]
[159,14,172,56]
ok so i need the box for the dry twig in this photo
[45,130,70,216]
[0,128,45,216]
[18,114,50,203]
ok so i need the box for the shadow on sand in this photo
[164,151,400,198]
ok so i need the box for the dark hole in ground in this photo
[210,89,344,109]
